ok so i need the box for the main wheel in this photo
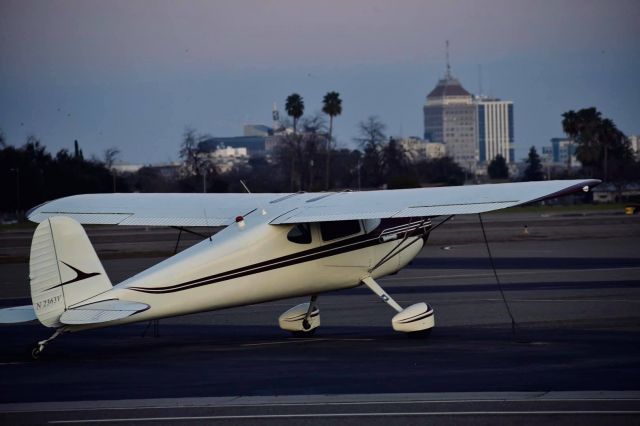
[31,347,41,360]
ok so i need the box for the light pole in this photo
[203,168,207,193]
[10,168,20,219]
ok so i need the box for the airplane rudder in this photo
[29,216,112,327]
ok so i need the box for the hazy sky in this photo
[1,0,639,164]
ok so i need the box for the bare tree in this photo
[179,127,211,177]
[103,147,121,192]
[103,147,120,169]
[300,114,327,190]
[354,116,386,188]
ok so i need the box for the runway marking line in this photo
[478,298,640,303]
[5,398,640,414]
[48,410,640,423]
[242,338,374,347]
[383,266,640,282]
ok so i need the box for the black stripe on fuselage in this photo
[128,218,431,295]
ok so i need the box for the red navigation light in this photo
[235,215,244,223]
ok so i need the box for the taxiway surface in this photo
[1,210,639,424]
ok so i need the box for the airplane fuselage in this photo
[67,211,431,331]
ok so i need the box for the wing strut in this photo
[478,213,518,340]
[361,277,403,312]
[369,215,454,274]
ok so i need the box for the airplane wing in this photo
[27,193,281,226]
[27,179,600,227]
[270,179,600,224]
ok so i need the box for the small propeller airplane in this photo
[0,179,599,358]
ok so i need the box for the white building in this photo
[629,135,639,159]
[111,163,143,174]
[475,97,514,164]
[398,137,426,162]
[397,138,446,163]
[206,146,249,173]
[425,142,446,159]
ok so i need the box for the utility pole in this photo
[10,168,20,219]
[203,168,207,193]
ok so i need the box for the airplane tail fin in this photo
[30,216,112,327]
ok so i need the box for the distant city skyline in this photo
[1,0,638,164]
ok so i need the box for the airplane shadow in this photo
[1,320,640,402]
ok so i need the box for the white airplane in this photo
[0,179,599,358]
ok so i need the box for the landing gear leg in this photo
[361,276,435,336]
[302,295,318,331]
[361,277,403,313]
[32,329,63,359]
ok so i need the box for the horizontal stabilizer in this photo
[0,305,37,323]
[60,300,149,325]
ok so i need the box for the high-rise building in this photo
[543,137,580,167]
[423,73,515,170]
[423,42,515,171]
[423,72,476,170]
[476,97,514,163]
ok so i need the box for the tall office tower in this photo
[423,68,477,170]
[476,98,514,163]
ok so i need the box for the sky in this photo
[1,0,639,165]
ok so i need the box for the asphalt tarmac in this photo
[1,210,639,424]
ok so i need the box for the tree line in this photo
[3,102,635,219]
[485,107,638,184]
[561,107,638,183]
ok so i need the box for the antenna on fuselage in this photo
[203,208,212,242]
[240,179,267,216]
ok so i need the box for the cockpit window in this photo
[287,223,312,244]
[320,220,361,242]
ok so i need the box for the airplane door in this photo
[315,220,372,268]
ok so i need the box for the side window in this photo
[320,220,361,242]
[287,223,312,244]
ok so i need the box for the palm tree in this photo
[285,93,304,134]
[285,93,304,191]
[561,110,578,172]
[322,91,342,190]
[599,118,619,181]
